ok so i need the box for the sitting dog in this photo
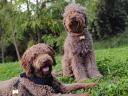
[62,3,102,82]
[0,43,96,96]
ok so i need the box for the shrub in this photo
[91,0,128,39]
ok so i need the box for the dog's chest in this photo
[68,35,91,57]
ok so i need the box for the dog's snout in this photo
[43,60,49,66]
[43,59,52,66]
[71,17,76,21]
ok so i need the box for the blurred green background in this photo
[0,0,128,96]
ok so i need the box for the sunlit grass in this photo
[0,47,128,95]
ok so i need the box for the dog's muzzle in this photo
[33,54,54,73]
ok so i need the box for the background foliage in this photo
[0,0,128,95]
[91,0,128,39]
[0,0,128,61]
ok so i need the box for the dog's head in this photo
[63,3,87,33]
[32,54,53,77]
[21,43,55,77]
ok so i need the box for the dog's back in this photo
[0,77,19,96]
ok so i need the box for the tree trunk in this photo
[26,0,30,18]
[1,38,4,63]
[36,0,39,17]
[0,26,5,63]
[72,0,76,3]
[12,26,20,61]
[37,31,41,43]
[36,0,41,43]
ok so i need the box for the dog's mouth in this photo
[39,64,52,76]
[41,66,50,73]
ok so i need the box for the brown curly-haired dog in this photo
[62,3,102,82]
[0,43,96,96]
[21,43,56,77]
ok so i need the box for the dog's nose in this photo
[71,17,76,21]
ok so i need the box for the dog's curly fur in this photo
[62,3,102,82]
[21,43,56,77]
[0,43,96,96]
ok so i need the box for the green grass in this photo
[0,62,22,80]
[94,31,128,50]
[0,47,128,95]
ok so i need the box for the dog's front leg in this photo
[61,82,96,93]
[53,93,90,96]
[71,55,88,82]
[62,49,73,77]
[86,51,102,78]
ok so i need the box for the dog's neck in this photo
[68,28,88,41]
[68,32,84,37]
[68,27,87,37]
[20,72,53,86]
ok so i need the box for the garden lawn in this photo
[0,47,128,96]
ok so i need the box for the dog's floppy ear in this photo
[63,17,68,32]
[21,60,34,77]
[48,46,55,56]
[25,62,34,77]
[52,57,56,65]
[21,53,36,77]
[48,46,56,65]
[84,16,88,27]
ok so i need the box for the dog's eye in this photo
[43,61,51,65]
[43,61,48,64]
[77,11,83,15]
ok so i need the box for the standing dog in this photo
[62,3,102,82]
[0,43,96,96]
